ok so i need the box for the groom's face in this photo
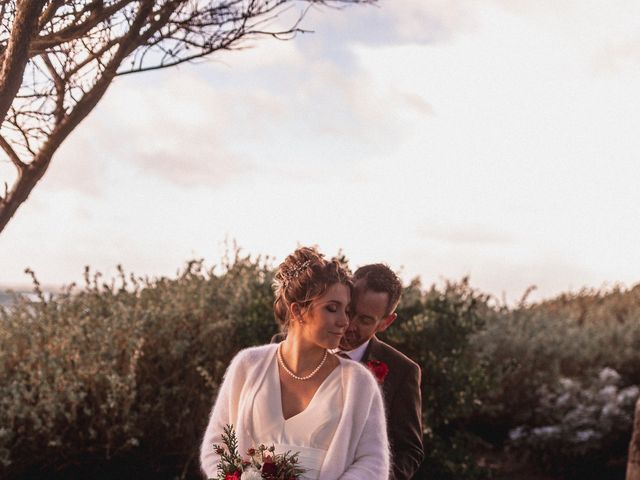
[339,281,391,351]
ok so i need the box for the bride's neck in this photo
[280,332,326,372]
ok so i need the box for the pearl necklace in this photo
[277,345,328,381]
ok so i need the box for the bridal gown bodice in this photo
[250,357,343,480]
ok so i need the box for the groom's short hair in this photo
[352,264,402,317]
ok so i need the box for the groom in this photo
[339,264,424,480]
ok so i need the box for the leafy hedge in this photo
[0,254,276,479]
[1,253,639,480]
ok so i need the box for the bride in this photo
[200,247,389,479]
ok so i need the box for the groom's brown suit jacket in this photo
[270,333,424,479]
[363,335,424,480]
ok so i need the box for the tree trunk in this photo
[0,0,46,120]
[0,1,152,235]
[0,158,50,233]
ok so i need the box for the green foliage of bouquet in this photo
[211,425,303,480]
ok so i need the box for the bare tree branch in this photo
[0,134,26,171]
[0,0,376,234]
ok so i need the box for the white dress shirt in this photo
[335,339,371,363]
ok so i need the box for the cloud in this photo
[398,92,435,116]
[279,0,477,75]
[416,224,514,246]
[47,71,273,191]
[593,37,640,74]
[132,138,252,188]
[44,132,112,197]
[476,255,602,305]
[400,242,599,305]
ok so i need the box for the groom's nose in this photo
[345,317,356,333]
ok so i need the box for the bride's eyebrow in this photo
[324,299,345,305]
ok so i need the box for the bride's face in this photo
[299,282,350,349]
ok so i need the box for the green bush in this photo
[468,286,640,478]
[0,253,277,479]
[472,294,640,440]
[507,368,638,479]
[385,278,492,480]
[2,253,639,480]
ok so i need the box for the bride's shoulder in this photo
[339,359,377,386]
[230,343,277,367]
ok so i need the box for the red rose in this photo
[247,448,256,456]
[367,360,389,383]
[224,471,241,480]
[262,455,277,476]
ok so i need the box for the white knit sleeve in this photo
[339,376,390,480]
[199,353,245,478]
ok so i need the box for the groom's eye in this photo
[360,316,375,325]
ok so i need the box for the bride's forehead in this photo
[316,283,350,303]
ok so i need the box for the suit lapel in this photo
[361,336,394,404]
[361,336,379,364]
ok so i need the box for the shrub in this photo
[507,368,639,478]
[2,254,639,480]
[471,298,640,444]
[385,277,493,480]
[0,252,276,479]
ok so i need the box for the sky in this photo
[1,0,639,304]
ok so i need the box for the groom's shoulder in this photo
[373,337,420,373]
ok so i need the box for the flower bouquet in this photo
[211,424,304,480]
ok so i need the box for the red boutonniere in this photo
[367,360,389,384]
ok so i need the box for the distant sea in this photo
[0,287,49,308]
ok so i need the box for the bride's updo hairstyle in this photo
[273,246,351,331]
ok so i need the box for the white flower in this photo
[598,367,621,385]
[598,385,618,401]
[556,392,572,407]
[241,467,263,480]
[601,402,620,417]
[531,425,561,439]
[559,377,577,390]
[574,429,599,443]
[508,426,526,441]
[617,385,640,405]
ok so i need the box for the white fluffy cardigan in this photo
[200,343,390,479]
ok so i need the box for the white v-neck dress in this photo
[249,357,343,480]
